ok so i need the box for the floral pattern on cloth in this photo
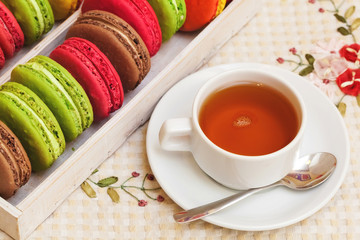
[81,169,164,207]
[277,0,360,115]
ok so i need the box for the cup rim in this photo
[192,68,307,162]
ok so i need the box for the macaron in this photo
[180,0,226,32]
[66,10,151,93]
[0,120,31,199]
[11,55,94,142]
[48,0,83,21]
[147,0,186,42]
[0,1,24,58]
[0,82,65,171]
[0,48,5,69]
[1,0,54,45]
[81,0,162,56]
[50,37,124,121]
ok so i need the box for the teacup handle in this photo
[159,118,193,151]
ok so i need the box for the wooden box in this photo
[0,1,259,239]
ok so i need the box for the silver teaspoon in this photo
[174,152,337,223]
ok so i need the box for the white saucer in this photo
[146,63,350,231]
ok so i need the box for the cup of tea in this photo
[159,68,307,190]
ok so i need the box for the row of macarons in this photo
[0,6,152,198]
[0,4,164,172]
[0,0,231,69]
[0,6,144,198]
[79,0,232,57]
[0,36,120,199]
[0,0,83,69]
[0,0,232,199]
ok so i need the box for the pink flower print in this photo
[157,195,164,202]
[277,57,285,64]
[311,39,346,57]
[307,73,336,99]
[138,200,148,207]
[147,174,155,181]
[336,68,360,96]
[289,47,297,55]
[313,55,348,81]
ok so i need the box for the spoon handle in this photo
[173,183,280,223]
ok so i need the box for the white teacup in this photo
[159,68,307,190]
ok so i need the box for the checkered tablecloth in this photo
[1,0,360,239]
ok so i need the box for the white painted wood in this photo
[0,198,21,239]
[0,1,260,239]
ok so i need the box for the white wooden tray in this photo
[0,1,260,239]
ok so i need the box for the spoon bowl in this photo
[173,152,337,223]
[280,152,336,190]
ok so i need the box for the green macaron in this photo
[147,0,186,42]
[1,0,54,45]
[11,55,94,142]
[0,82,65,171]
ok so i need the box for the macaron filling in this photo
[171,0,185,29]
[96,22,141,71]
[25,62,83,130]
[0,91,61,158]
[79,15,149,80]
[30,55,93,130]
[0,123,31,185]
[0,120,31,199]
[27,0,45,34]
[0,143,20,187]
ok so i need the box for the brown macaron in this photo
[0,120,31,199]
[66,10,151,92]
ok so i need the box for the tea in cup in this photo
[159,68,307,190]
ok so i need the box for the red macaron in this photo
[0,48,5,69]
[50,37,124,121]
[81,0,162,56]
[0,1,24,58]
